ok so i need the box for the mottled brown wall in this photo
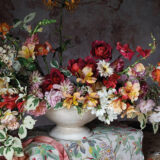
[0,0,160,125]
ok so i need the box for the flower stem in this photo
[59,4,64,67]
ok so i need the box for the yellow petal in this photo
[86,77,97,84]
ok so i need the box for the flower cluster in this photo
[0,13,159,160]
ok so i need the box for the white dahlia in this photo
[97,60,113,77]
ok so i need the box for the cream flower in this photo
[7,121,19,130]
[18,44,35,59]
[119,81,140,102]
[97,60,113,77]
[110,98,127,114]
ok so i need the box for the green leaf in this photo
[23,12,36,24]
[3,147,14,160]
[76,106,82,114]
[25,95,39,111]
[152,122,159,134]
[18,125,27,139]
[12,137,22,148]
[4,136,13,147]
[13,147,24,157]
[138,113,147,130]
[50,60,59,69]
[18,57,37,71]
[0,146,4,156]
[0,130,6,142]
[60,69,72,77]
[33,98,39,107]
[54,102,63,110]
[13,21,22,28]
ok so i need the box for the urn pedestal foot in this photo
[49,126,93,140]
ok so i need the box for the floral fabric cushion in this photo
[57,125,144,160]
[23,125,144,160]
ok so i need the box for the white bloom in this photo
[149,112,160,123]
[97,60,113,77]
[88,87,118,124]
[7,121,19,130]
[1,110,17,124]
[23,116,36,129]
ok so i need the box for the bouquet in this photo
[0,12,159,160]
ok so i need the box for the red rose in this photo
[111,57,124,72]
[90,40,112,61]
[116,42,134,60]
[68,58,85,75]
[136,46,151,57]
[103,74,120,88]
[41,68,65,92]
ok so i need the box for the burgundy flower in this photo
[116,42,134,60]
[84,56,98,77]
[136,46,151,57]
[139,81,148,98]
[90,40,112,61]
[41,68,65,92]
[67,58,85,75]
[111,57,124,72]
[103,74,120,89]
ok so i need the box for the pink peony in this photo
[45,89,63,108]
[137,99,155,114]
[29,101,47,117]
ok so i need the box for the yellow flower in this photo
[77,66,97,84]
[83,92,99,108]
[63,92,84,109]
[43,0,58,8]
[0,77,9,95]
[121,104,138,119]
[110,98,127,114]
[120,81,140,102]
[18,44,35,59]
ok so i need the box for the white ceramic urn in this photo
[46,107,96,140]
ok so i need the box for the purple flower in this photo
[137,99,155,114]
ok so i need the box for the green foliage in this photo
[18,125,27,139]
[50,60,59,69]
[138,113,147,130]
[18,57,37,71]
[54,102,63,110]
[152,122,159,134]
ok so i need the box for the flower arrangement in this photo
[0,12,160,160]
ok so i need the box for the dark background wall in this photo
[0,0,160,126]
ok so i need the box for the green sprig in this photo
[31,19,56,35]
